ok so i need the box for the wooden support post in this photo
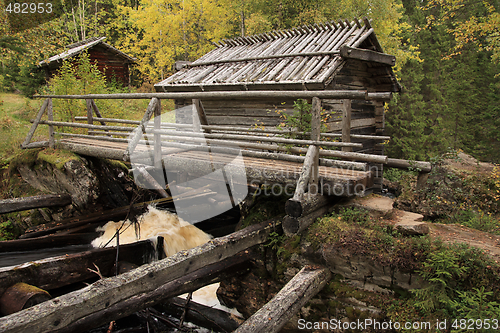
[310,97,321,186]
[85,99,93,135]
[192,99,210,133]
[154,99,162,168]
[22,98,49,148]
[285,192,335,219]
[0,220,280,333]
[287,145,319,217]
[47,98,54,148]
[416,172,429,190]
[283,203,335,236]
[136,166,170,199]
[234,266,331,333]
[342,99,352,152]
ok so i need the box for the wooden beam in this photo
[22,98,49,148]
[340,45,396,66]
[0,220,280,333]
[0,194,72,214]
[386,158,432,173]
[192,99,210,129]
[0,233,97,252]
[125,97,158,161]
[234,266,331,333]
[157,297,243,333]
[289,145,319,207]
[0,240,156,297]
[154,99,162,168]
[342,99,352,152]
[53,250,251,333]
[285,193,335,219]
[283,204,335,236]
[34,90,369,101]
[47,99,55,148]
[310,97,321,186]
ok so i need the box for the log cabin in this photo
[38,37,136,87]
[154,18,400,191]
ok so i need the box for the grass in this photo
[0,93,40,160]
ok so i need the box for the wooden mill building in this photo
[154,19,400,191]
[39,37,136,86]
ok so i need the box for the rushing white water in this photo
[91,205,240,317]
[91,206,212,256]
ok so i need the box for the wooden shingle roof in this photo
[39,37,136,67]
[155,18,399,92]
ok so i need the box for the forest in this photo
[0,0,499,163]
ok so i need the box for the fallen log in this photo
[0,219,281,333]
[283,204,335,236]
[234,266,331,333]
[156,296,243,333]
[0,239,156,297]
[0,233,97,252]
[20,198,172,239]
[49,250,253,333]
[0,194,72,214]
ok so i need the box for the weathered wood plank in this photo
[342,99,352,152]
[0,194,72,214]
[0,233,96,252]
[0,220,280,333]
[34,90,369,100]
[340,45,396,66]
[234,266,331,333]
[386,158,432,173]
[0,240,156,297]
[54,250,252,333]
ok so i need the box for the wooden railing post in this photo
[47,98,54,148]
[154,99,162,168]
[310,97,321,187]
[341,99,352,152]
[86,99,93,135]
[21,98,50,148]
[192,99,210,133]
[124,97,159,161]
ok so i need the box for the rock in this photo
[394,211,428,236]
[345,194,394,217]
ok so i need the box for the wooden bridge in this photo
[22,90,430,232]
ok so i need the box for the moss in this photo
[239,191,289,229]
[37,148,80,170]
[105,159,129,172]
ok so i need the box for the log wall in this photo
[173,58,393,191]
[46,45,132,87]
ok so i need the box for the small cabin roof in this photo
[155,18,399,93]
[38,37,136,67]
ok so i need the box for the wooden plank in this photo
[55,251,252,333]
[234,266,330,333]
[0,220,280,333]
[0,194,72,214]
[0,240,156,297]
